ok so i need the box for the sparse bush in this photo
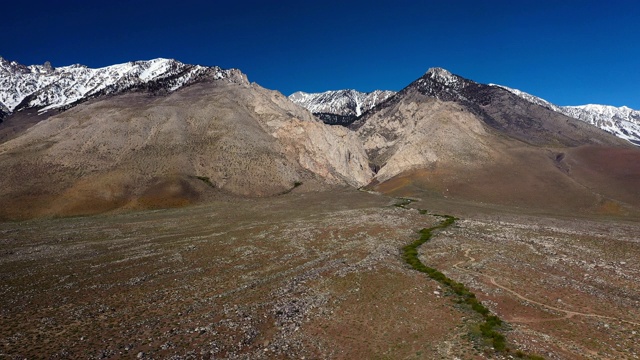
[193,175,214,188]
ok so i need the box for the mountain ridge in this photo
[4,56,638,145]
[492,84,640,145]
[1,57,639,219]
[288,89,395,125]
[288,67,639,146]
[0,57,247,120]
[353,67,620,147]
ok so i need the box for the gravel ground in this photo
[2,189,638,359]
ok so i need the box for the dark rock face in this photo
[313,112,357,126]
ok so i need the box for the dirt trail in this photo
[453,248,640,328]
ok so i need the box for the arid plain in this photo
[2,188,638,359]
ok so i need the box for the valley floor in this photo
[1,189,639,359]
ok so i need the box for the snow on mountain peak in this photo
[289,89,395,122]
[0,57,246,116]
[406,67,475,104]
[493,84,640,145]
[426,67,450,77]
[425,67,462,87]
[560,105,640,144]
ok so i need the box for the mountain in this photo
[2,58,639,219]
[290,79,640,146]
[492,84,640,145]
[0,57,246,119]
[354,67,618,147]
[561,105,640,145]
[289,89,395,125]
[0,59,372,220]
[354,67,640,214]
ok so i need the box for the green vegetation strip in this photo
[397,199,543,359]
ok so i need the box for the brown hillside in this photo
[360,69,640,216]
[0,80,372,220]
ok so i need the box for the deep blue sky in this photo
[2,0,639,108]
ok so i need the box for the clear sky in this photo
[2,0,639,108]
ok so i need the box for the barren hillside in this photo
[0,79,372,220]
[355,68,640,215]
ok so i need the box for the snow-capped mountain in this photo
[289,89,395,125]
[0,57,247,118]
[3,56,638,145]
[492,84,640,145]
[355,67,639,214]
[412,67,476,98]
[352,67,616,148]
[560,105,640,145]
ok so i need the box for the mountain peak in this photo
[425,67,452,76]
[42,61,54,72]
[425,67,460,86]
[0,58,247,117]
[399,67,474,104]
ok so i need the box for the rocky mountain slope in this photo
[354,67,620,148]
[354,67,640,213]
[289,89,395,125]
[492,84,640,145]
[0,60,372,220]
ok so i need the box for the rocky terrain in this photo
[0,190,473,359]
[2,189,639,359]
[420,199,640,360]
[356,95,496,182]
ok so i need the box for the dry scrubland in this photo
[423,212,640,359]
[1,188,639,359]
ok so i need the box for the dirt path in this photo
[453,248,640,328]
